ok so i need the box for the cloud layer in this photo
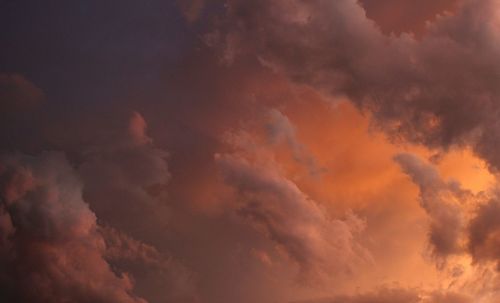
[3,0,500,302]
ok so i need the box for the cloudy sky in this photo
[2,0,500,302]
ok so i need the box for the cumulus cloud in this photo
[393,153,500,301]
[266,109,323,176]
[468,196,500,267]
[215,132,369,282]
[79,111,171,239]
[0,152,145,303]
[101,226,198,303]
[5,1,500,302]
[395,153,500,269]
[210,0,500,173]
[208,3,500,292]
[394,153,468,258]
[75,111,201,302]
[0,149,197,303]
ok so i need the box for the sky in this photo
[1,0,500,302]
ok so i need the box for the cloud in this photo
[293,287,472,303]
[215,132,370,282]
[101,226,199,303]
[468,196,500,266]
[359,0,458,36]
[128,111,153,146]
[4,1,500,302]
[266,109,323,176]
[79,111,171,240]
[0,150,197,303]
[393,153,500,301]
[0,73,43,113]
[0,152,145,303]
[394,153,468,258]
[210,0,500,173]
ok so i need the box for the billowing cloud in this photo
[79,111,171,240]
[4,1,500,302]
[215,130,370,282]
[469,196,500,266]
[395,153,468,258]
[0,149,197,303]
[101,226,198,303]
[395,152,500,269]
[0,152,145,303]
[76,111,200,302]
[266,109,323,176]
[393,153,500,302]
[210,0,500,173]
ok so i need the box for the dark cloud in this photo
[0,149,197,303]
[101,226,198,303]
[76,111,201,302]
[468,197,500,266]
[359,0,458,36]
[0,152,145,303]
[79,111,171,241]
[3,0,500,302]
[211,0,500,172]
